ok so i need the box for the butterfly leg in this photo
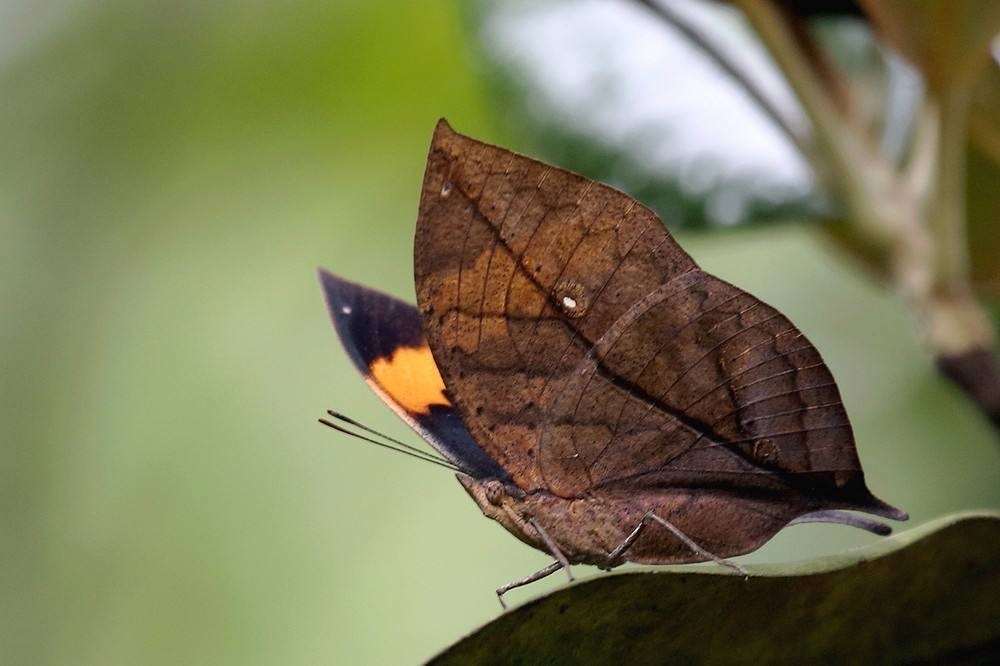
[604,511,749,576]
[496,561,562,610]
[604,517,647,569]
[529,518,574,582]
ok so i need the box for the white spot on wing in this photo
[340,305,352,315]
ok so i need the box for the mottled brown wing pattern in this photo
[414,120,890,515]
[539,270,855,497]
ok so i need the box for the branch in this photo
[730,0,1000,434]
[632,0,810,160]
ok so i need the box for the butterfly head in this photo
[456,474,534,535]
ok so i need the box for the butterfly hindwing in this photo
[413,120,902,519]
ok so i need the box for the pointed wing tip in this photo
[435,117,454,133]
[838,476,908,522]
[317,268,363,321]
[317,268,364,295]
[863,498,909,522]
[870,494,908,521]
[317,267,341,302]
[316,266,335,288]
[432,118,475,153]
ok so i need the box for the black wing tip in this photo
[317,267,354,294]
[317,269,417,319]
[318,269,384,314]
[317,268,355,317]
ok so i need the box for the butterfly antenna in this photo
[325,409,462,468]
[318,411,465,473]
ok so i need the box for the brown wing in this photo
[414,120,903,519]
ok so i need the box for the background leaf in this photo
[470,0,827,229]
[431,512,1000,665]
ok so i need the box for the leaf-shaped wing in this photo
[414,121,902,518]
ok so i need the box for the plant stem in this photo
[734,0,892,239]
[918,86,995,355]
[632,0,809,160]
[734,0,1000,430]
[929,87,971,295]
[923,87,1000,425]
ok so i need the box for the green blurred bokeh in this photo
[1,1,998,664]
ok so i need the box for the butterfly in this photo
[319,119,907,608]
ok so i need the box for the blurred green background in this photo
[2,1,999,664]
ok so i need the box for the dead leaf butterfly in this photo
[319,120,907,608]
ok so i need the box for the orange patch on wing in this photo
[369,344,451,415]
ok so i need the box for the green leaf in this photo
[430,512,1000,665]
[466,0,831,230]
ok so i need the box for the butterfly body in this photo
[319,120,905,601]
[459,473,881,567]
[457,477,716,566]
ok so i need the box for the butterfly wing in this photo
[319,269,508,479]
[413,121,903,519]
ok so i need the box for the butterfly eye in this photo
[484,480,505,506]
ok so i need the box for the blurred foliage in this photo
[817,127,1000,298]
[967,59,1000,296]
[470,0,841,230]
[855,0,1000,296]
[1,1,999,665]
[470,0,1000,295]
[432,513,1000,664]
[858,0,1000,92]
[966,143,1000,296]
[469,0,847,230]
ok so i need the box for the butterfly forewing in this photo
[319,270,508,480]
[414,120,899,518]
